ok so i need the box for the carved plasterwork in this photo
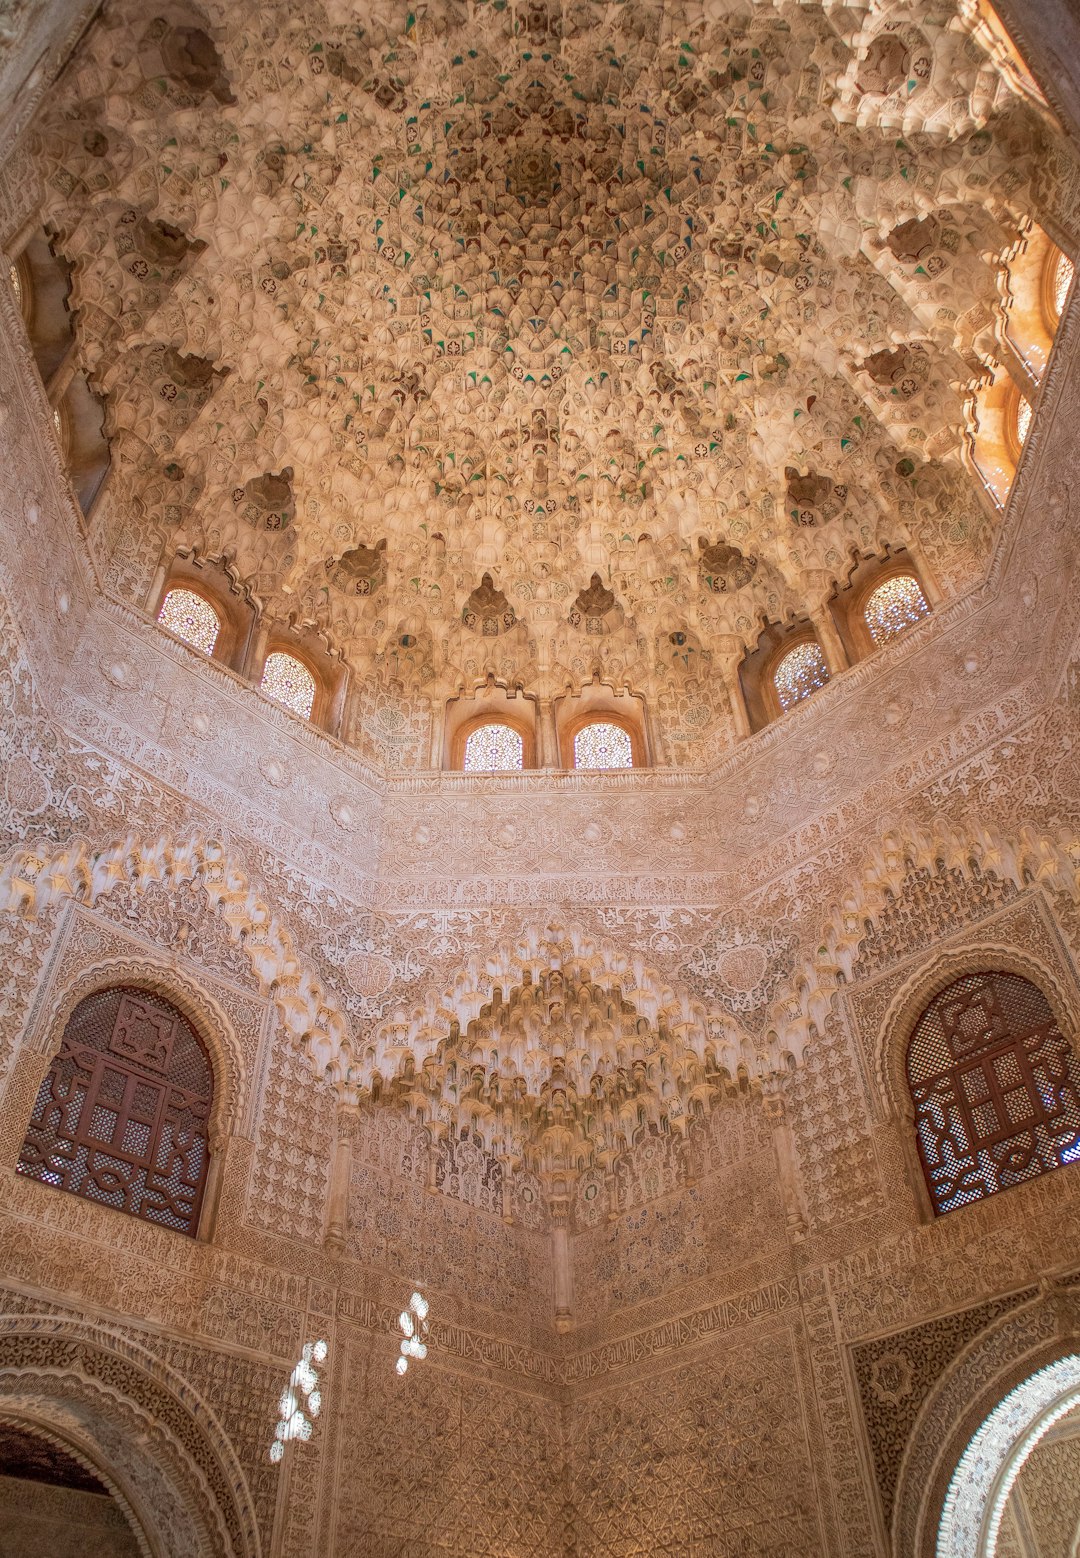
[0,1416,150,1557]
[848,891,1080,1125]
[852,1288,1034,1528]
[996,1404,1080,1557]
[1,2,1080,1555]
[13,0,1079,767]
[3,812,1080,1206]
[0,1310,260,1558]
[893,1287,1080,1558]
[0,1463,145,1558]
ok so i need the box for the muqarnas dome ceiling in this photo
[31,0,1070,745]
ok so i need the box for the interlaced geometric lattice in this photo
[774,640,829,710]
[17,986,214,1236]
[261,651,316,719]
[8,262,21,305]
[907,972,1080,1215]
[1016,396,1033,448]
[1054,253,1075,319]
[158,587,220,655]
[573,721,633,770]
[864,574,931,646]
[463,723,524,772]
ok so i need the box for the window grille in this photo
[573,720,633,770]
[907,971,1080,1215]
[1015,395,1032,448]
[863,573,930,645]
[1054,252,1074,320]
[774,639,829,709]
[463,722,524,771]
[261,651,316,719]
[158,587,220,655]
[18,987,214,1236]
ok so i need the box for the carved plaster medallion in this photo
[258,755,291,789]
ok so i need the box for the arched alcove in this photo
[0,1419,147,1557]
[0,1314,260,1558]
[894,1287,1080,1558]
[938,1351,1080,1558]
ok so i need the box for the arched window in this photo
[158,587,221,655]
[261,651,316,720]
[773,639,829,710]
[1015,393,1032,449]
[1052,251,1074,322]
[17,986,214,1236]
[463,722,524,772]
[907,971,1080,1216]
[573,720,633,770]
[863,573,930,646]
[8,261,22,308]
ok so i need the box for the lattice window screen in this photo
[18,986,214,1236]
[573,720,633,769]
[773,639,829,709]
[907,971,1080,1215]
[463,722,524,771]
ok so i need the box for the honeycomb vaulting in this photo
[7,2,1080,1551]
[30,0,1069,764]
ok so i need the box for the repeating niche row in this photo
[157,554,651,766]
[445,679,649,772]
[970,233,1074,506]
[155,551,933,760]
[450,550,935,769]
[738,549,934,733]
[153,556,346,732]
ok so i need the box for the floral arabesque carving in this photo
[818,819,1080,989]
[851,1289,1033,1530]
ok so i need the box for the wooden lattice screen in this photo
[907,970,1080,1214]
[18,986,213,1236]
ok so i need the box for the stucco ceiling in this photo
[30,0,1068,711]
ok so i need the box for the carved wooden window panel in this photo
[17,986,214,1236]
[907,971,1080,1215]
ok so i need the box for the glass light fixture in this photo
[269,1339,329,1463]
[396,1290,431,1376]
